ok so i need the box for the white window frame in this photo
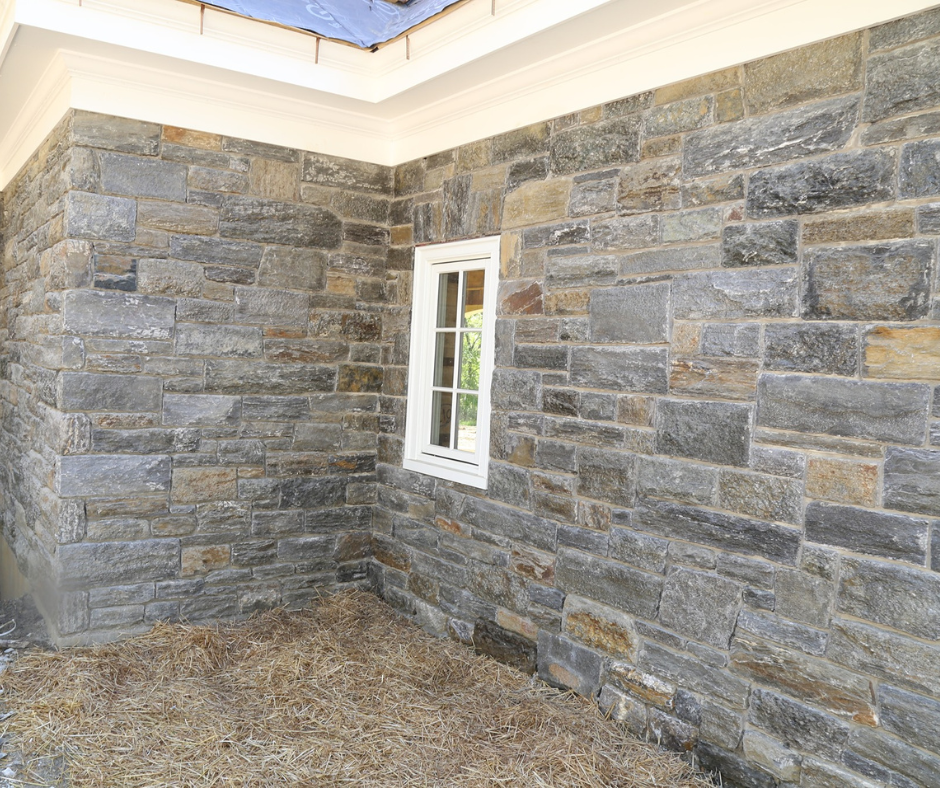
[403,235,500,489]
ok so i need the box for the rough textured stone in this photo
[838,557,940,639]
[655,399,751,467]
[669,357,759,401]
[64,290,176,340]
[636,499,799,565]
[220,196,342,248]
[577,447,635,507]
[537,630,602,697]
[640,642,749,709]
[620,245,720,276]
[617,156,681,214]
[502,179,571,229]
[764,324,858,375]
[58,540,179,587]
[163,394,241,426]
[58,455,171,497]
[65,192,137,242]
[672,268,798,320]
[717,470,801,524]
[555,548,662,620]
[591,215,659,251]
[645,97,712,137]
[636,456,716,506]
[900,138,940,198]
[170,235,263,267]
[301,152,392,193]
[804,208,916,244]
[848,727,940,787]
[588,282,669,343]
[748,689,848,760]
[806,458,878,507]
[563,595,637,661]
[472,618,536,674]
[683,96,858,177]
[73,111,162,154]
[744,32,863,114]
[60,372,161,412]
[551,116,641,175]
[757,374,930,444]
[721,221,797,267]
[205,361,335,394]
[257,247,326,291]
[864,325,940,381]
[570,346,668,393]
[884,447,940,517]
[863,37,940,122]
[176,323,262,358]
[747,148,895,218]
[741,732,801,783]
[98,152,187,201]
[661,207,722,244]
[659,569,740,648]
[879,684,940,757]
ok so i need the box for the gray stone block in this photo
[736,610,827,657]
[659,569,740,648]
[591,214,658,251]
[576,447,636,507]
[473,618,536,674]
[176,323,262,358]
[589,282,669,344]
[60,372,161,412]
[774,569,833,630]
[802,240,932,321]
[545,253,619,288]
[640,642,749,709]
[205,360,335,394]
[717,470,802,524]
[884,447,940,517]
[65,192,137,242]
[635,499,800,564]
[672,268,798,320]
[163,394,241,426]
[570,346,668,393]
[721,221,798,267]
[137,200,218,235]
[863,37,940,122]
[746,149,896,218]
[661,207,722,244]
[749,688,848,760]
[277,536,335,563]
[98,151,186,201]
[838,557,940,640]
[764,324,858,375]
[848,727,940,787]
[220,196,342,248]
[550,115,641,175]
[695,743,777,788]
[170,235,264,267]
[900,139,940,198]
[64,289,175,340]
[636,456,717,505]
[555,547,662,620]
[655,399,751,467]
[879,685,940,760]
[222,136,298,162]
[537,630,602,697]
[280,477,346,509]
[870,6,940,51]
[827,618,940,700]
[58,454,171,497]
[757,374,930,444]
[257,247,327,292]
[741,732,801,783]
[58,539,179,586]
[302,153,394,193]
[609,527,667,572]
[523,220,590,249]
[491,368,541,410]
[683,96,858,177]
[234,286,309,326]
[645,95,713,137]
[699,323,760,358]
[72,111,161,154]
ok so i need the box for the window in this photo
[403,236,499,489]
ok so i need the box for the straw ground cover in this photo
[0,591,710,787]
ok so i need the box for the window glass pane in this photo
[437,272,459,328]
[456,394,478,453]
[433,332,456,387]
[462,270,485,328]
[458,331,482,391]
[431,391,453,448]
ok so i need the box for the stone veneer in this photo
[3,6,940,787]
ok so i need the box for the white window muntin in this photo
[403,236,499,489]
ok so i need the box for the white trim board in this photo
[1,0,938,188]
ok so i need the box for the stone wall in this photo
[375,10,940,788]
[0,111,395,644]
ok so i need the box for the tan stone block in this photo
[641,135,682,159]
[655,66,741,105]
[716,88,745,122]
[390,224,413,245]
[544,289,590,315]
[327,273,357,295]
[671,323,701,355]
[617,395,654,427]
[424,166,446,191]
[670,357,759,400]
[580,105,604,124]
[565,608,636,661]
[202,281,234,301]
[496,608,539,641]
[510,546,555,583]
[806,457,879,507]
[163,126,221,150]
[456,139,491,173]
[607,663,674,707]
[803,208,915,245]
[473,165,507,191]
[744,31,863,114]
[249,159,299,201]
[172,467,237,504]
[864,326,940,380]
[181,545,230,576]
[502,179,571,229]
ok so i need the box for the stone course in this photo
[3,7,940,787]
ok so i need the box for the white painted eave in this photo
[1,0,938,189]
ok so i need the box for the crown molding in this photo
[1,0,938,189]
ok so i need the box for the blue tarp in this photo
[206,0,464,48]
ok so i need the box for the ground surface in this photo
[0,592,710,787]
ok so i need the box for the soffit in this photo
[0,0,936,189]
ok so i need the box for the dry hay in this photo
[0,591,711,787]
